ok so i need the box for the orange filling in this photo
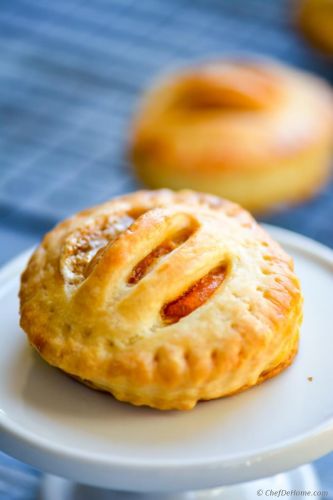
[128,229,193,285]
[128,241,177,284]
[162,266,227,323]
[176,65,279,111]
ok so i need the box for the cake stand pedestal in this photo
[0,226,332,500]
[39,465,319,499]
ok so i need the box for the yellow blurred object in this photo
[130,60,333,213]
[298,0,333,54]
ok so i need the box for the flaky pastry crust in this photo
[20,190,303,410]
[130,60,333,213]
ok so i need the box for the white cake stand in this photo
[1,226,333,500]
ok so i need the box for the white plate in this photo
[0,226,333,492]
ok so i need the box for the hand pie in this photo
[20,190,303,410]
[130,60,333,213]
[298,0,333,54]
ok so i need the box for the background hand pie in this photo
[20,190,303,410]
[130,60,333,213]
[297,0,333,54]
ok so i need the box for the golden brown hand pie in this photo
[130,60,333,213]
[20,190,303,410]
[298,0,333,54]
